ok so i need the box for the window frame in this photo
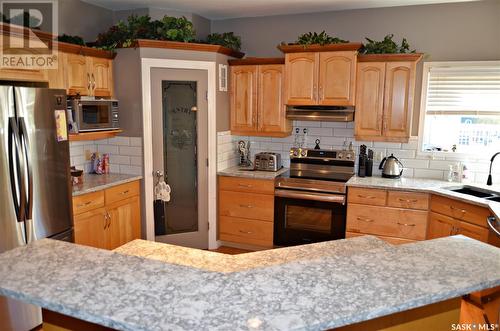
[417,60,500,158]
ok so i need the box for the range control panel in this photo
[289,148,355,161]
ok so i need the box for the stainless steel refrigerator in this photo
[0,85,74,330]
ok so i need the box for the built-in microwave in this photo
[68,99,119,132]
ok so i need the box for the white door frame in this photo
[141,58,218,249]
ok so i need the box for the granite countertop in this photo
[114,235,390,273]
[72,173,143,196]
[0,236,499,331]
[347,176,500,220]
[217,166,288,179]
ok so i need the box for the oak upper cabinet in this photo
[64,53,114,97]
[87,57,113,97]
[318,51,357,106]
[230,65,257,132]
[229,59,291,137]
[355,62,385,137]
[64,53,89,96]
[354,54,422,142]
[284,52,318,105]
[258,64,290,133]
[383,62,415,139]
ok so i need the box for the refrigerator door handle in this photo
[7,117,27,223]
[19,117,33,220]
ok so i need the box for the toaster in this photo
[254,152,282,171]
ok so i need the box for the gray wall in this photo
[113,47,232,136]
[211,0,500,60]
[58,0,113,42]
[212,0,500,135]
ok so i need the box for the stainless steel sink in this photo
[446,185,500,200]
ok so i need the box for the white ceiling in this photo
[82,0,480,19]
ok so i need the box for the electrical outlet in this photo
[85,150,93,161]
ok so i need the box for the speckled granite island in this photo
[0,235,499,330]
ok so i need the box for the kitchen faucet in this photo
[487,152,500,185]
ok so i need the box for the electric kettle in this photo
[379,154,404,178]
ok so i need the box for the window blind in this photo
[426,64,500,115]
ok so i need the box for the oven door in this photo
[77,101,113,131]
[274,189,346,246]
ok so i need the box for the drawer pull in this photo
[120,190,130,195]
[238,230,253,234]
[450,206,466,214]
[358,195,376,199]
[398,198,418,203]
[239,204,254,208]
[397,222,416,227]
[77,201,93,207]
[238,184,252,188]
[357,217,374,223]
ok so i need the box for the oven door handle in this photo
[275,189,346,205]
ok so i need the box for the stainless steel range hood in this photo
[286,106,354,122]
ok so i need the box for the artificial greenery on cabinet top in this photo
[91,15,242,52]
[284,31,349,46]
[360,34,416,54]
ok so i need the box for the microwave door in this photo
[78,102,112,131]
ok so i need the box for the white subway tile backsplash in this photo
[119,146,142,157]
[373,142,402,149]
[130,156,142,166]
[414,169,445,180]
[129,137,142,147]
[97,144,119,154]
[119,165,142,175]
[107,136,130,146]
[321,122,347,128]
[69,145,84,156]
[387,149,416,159]
[111,155,131,165]
[307,128,333,136]
[333,128,354,137]
[400,158,430,169]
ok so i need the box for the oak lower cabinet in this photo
[229,60,291,137]
[427,195,490,243]
[354,54,423,143]
[73,180,141,250]
[218,176,274,248]
[284,51,357,106]
[346,187,429,244]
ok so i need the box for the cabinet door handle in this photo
[77,201,93,207]
[357,217,374,223]
[239,204,254,208]
[398,198,418,203]
[358,195,376,199]
[103,213,108,229]
[313,85,317,101]
[105,211,111,229]
[450,206,466,214]
[87,73,91,92]
[238,184,252,188]
[397,222,416,227]
[91,73,96,91]
[239,230,252,234]
[319,86,324,101]
[120,190,130,195]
